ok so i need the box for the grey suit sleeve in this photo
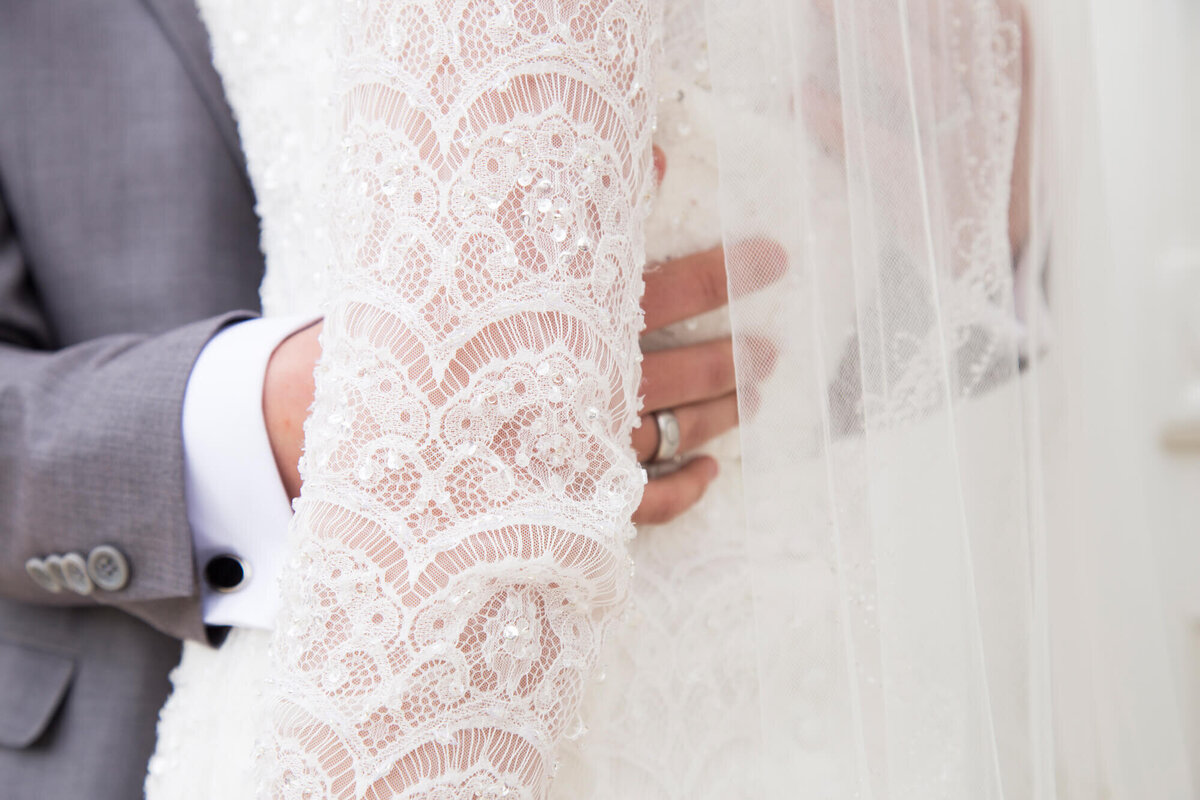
[0,195,254,644]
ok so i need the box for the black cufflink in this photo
[204,554,250,593]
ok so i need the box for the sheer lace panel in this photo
[259,0,659,797]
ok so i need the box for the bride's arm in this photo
[259,0,657,797]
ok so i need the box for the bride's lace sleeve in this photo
[258,0,657,797]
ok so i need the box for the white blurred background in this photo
[1089,0,1200,785]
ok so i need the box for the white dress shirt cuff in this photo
[182,315,319,630]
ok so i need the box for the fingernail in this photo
[727,239,789,296]
[745,335,779,377]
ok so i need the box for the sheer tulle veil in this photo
[704,0,1195,796]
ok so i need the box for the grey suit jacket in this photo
[0,1,264,796]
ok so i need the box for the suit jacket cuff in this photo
[2,312,252,642]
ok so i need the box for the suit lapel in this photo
[137,0,251,191]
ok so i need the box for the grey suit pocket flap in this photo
[0,640,75,749]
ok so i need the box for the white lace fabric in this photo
[257,1,658,797]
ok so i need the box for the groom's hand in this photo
[262,319,321,502]
[631,244,783,523]
[262,242,782,525]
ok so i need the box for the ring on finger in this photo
[651,408,682,463]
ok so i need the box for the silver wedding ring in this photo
[651,408,682,463]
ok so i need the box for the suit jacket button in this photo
[204,554,250,594]
[87,545,130,592]
[60,552,95,595]
[43,555,67,587]
[24,558,63,593]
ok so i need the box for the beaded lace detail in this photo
[254,0,658,796]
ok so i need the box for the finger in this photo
[632,392,739,463]
[737,334,779,385]
[633,456,720,526]
[642,240,788,333]
[724,239,789,302]
[641,338,736,411]
[653,145,667,187]
[740,384,762,421]
[642,246,727,333]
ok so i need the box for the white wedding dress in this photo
[146,1,1198,797]
[146,0,774,797]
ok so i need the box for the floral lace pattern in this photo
[255,0,659,797]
